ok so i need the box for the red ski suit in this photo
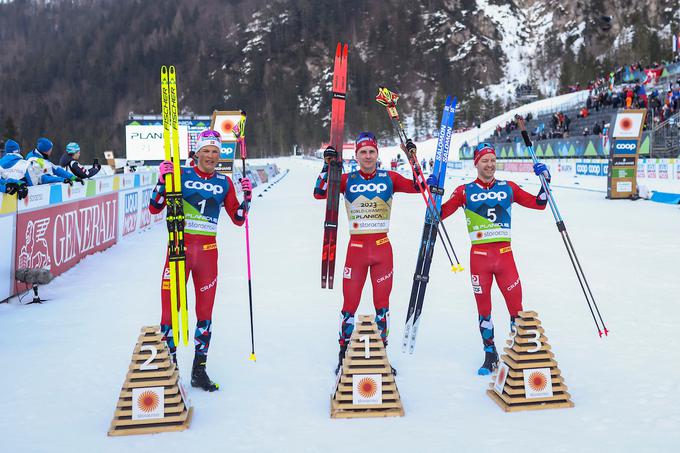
[441,178,546,317]
[315,169,419,314]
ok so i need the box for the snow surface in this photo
[1,157,679,452]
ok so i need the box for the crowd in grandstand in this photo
[0,137,101,200]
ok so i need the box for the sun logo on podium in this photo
[357,377,378,398]
[527,371,548,392]
[136,390,160,413]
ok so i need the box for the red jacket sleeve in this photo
[389,171,419,194]
[508,181,547,210]
[440,184,466,220]
[313,166,347,199]
[223,177,247,226]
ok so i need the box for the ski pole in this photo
[515,115,608,337]
[233,111,257,360]
[376,87,463,272]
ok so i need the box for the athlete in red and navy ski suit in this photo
[149,131,250,390]
[440,142,550,374]
[314,133,419,368]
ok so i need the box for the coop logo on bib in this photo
[185,180,224,194]
[470,191,508,202]
[349,182,387,194]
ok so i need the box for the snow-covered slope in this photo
[0,157,678,452]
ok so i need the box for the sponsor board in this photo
[502,162,534,173]
[18,184,52,212]
[612,156,636,167]
[15,193,118,279]
[122,191,140,236]
[613,168,635,178]
[612,139,638,155]
[576,162,608,176]
[0,215,15,300]
[616,181,633,192]
[612,112,645,138]
[125,124,190,161]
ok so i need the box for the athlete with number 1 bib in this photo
[437,135,551,375]
[149,129,252,392]
[314,132,421,375]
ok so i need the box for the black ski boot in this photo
[477,349,499,376]
[191,355,219,392]
[334,344,348,375]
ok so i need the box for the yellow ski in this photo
[160,65,188,347]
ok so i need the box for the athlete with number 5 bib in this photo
[149,129,252,391]
[438,141,550,375]
[314,132,420,375]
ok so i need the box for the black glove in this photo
[92,159,101,171]
[17,184,28,200]
[5,182,19,195]
[75,177,85,185]
[63,178,74,186]
[323,146,338,161]
[405,139,417,155]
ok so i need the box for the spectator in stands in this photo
[580,107,589,118]
[26,137,80,186]
[429,157,434,170]
[59,142,101,179]
[593,122,603,135]
[635,83,648,108]
[421,158,427,172]
[564,113,571,132]
[582,127,589,136]
[625,87,634,109]
[0,139,31,198]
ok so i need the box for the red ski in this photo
[321,43,348,289]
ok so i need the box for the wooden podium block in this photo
[331,315,404,419]
[487,311,574,412]
[108,326,193,436]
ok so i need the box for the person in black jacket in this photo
[59,142,101,179]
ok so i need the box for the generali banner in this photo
[15,193,119,279]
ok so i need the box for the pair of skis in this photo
[321,43,348,289]
[375,87,464,351]
[160,66,189,346]
[402,96,458,353]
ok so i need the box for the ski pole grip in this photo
[521,130,532,147]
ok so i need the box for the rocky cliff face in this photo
[0,0,677,156]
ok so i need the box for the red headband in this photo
[474,147,496,165]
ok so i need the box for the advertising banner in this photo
[15,193,118,279]
[0,214,15,301]
[125,124,190,161]
[608,109,645,199]
[576,161,608,176]
[210,110,242,174]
